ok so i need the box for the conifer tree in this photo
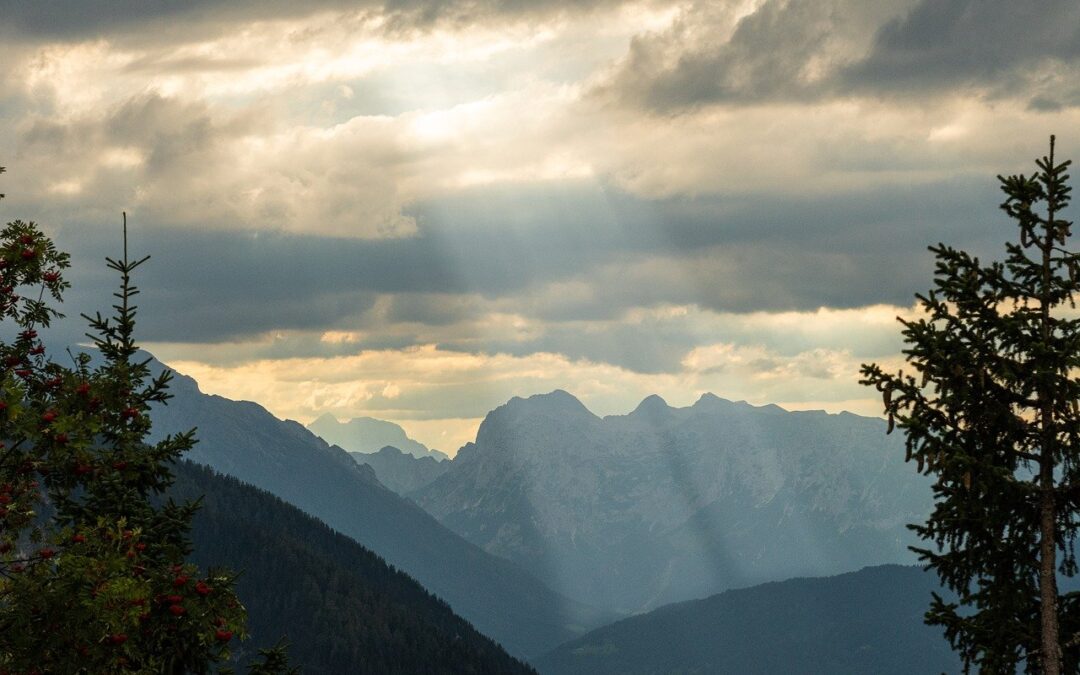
[861,137,1080,674]
[0,169,292,673]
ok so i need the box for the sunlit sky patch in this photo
[2,0,1078,454]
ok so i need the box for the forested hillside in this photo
[148,360,606,658]
[536,565,958,675]
[170,461,537,675]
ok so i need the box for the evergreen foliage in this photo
[171,460,539,675]
[861,137,1080,674]
[535,565,959,675]
[145,360,594,659]
[0,171,290,674]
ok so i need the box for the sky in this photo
[2,0,1079,455]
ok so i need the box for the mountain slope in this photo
[309,413,448,460]
[534,565,958,675]
[147,363,603,658]
[351,446,450,495]
[415,390,932,613]
[170,461,536,675]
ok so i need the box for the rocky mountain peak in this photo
[418,387,929,614]
[307,414,446,460]
[515,389,594,415]
[628,394,673,422]
[692,392,723,407]
[486,390,597,426]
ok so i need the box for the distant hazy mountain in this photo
[415,390,932,614]
[535,565,958,675]
[146,363,605,658]
[351,446,450,495]
[172,461,536,675]
[308,413,448,460]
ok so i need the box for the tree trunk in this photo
[1038,135,1062,675]
[1040,464,1062,675]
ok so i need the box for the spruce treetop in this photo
[0,168,292,673]
[861,136,1080,674]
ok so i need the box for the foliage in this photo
[534,565,959,675]
[861,137,1080,674]
[0,171,289,673]
[172,460,538,674]
[245,643,298,675]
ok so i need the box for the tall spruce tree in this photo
[861,137,1080,674]
[0,169,292,673]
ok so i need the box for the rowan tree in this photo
[0,168,291,673]
[861,137,1080,674]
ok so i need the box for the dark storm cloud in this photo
[604,0,848,110]
[36,176,1007,346]
[846,0,1080,98]
[0,0,622,42]
[599,0,899,111]
[20,94,230,163]
[383,294,487,326]
[604,0,1080,112]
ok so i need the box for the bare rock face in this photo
[351,446,450,495]
[146,361,603,659]
[416,390,931,614]
[308,414,448,461]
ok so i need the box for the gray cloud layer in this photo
[0,0,623,42]
[603,0,1080,112]
[847,0,1080,105]
[29,175,1005,351]
[4,0,1073,384]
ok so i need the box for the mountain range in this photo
[351,446,450,494]
[170,461,536,674]
[172,455,956,674]
[143,353,943,666]
[146,362,606,658]
[308,414,448,460]
[415,390,932,614]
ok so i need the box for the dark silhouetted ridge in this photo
[535,565,958,675]
[171,461,537,675]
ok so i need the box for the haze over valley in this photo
[141,352,947,670]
